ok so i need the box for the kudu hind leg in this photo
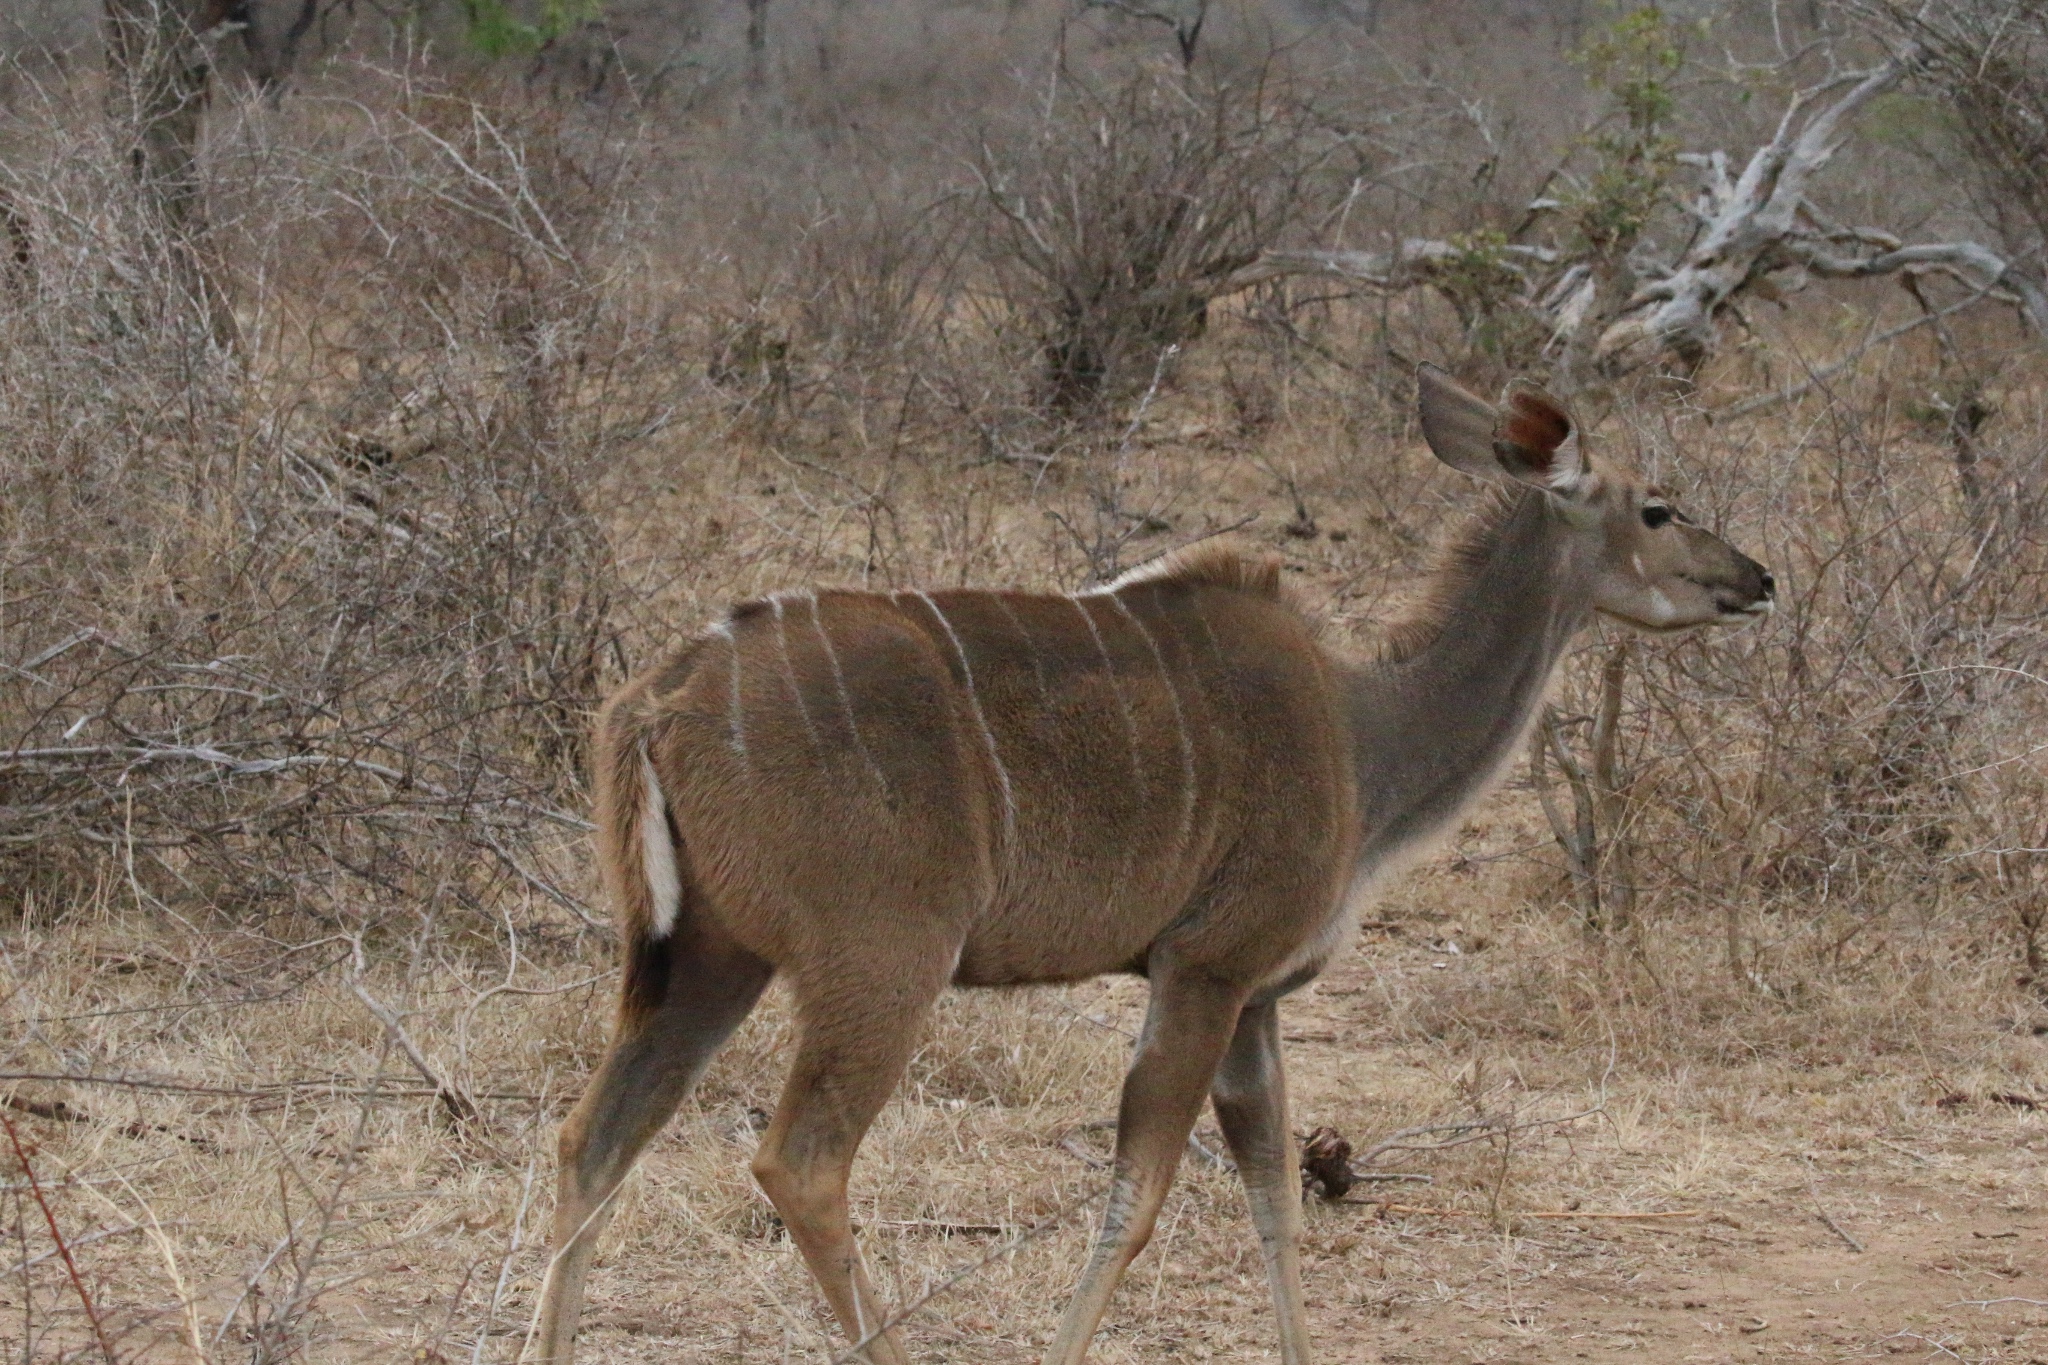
[751,962,952,1365]
[532,937,772,1365]
[1040,970,1248,1365]
[1211,999,1310,1365]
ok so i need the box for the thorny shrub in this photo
[0,68,683,924]
[3,14,2048,1362]
[1505,371,2048,1033]
[976,62,1324,414]
[0,8,2042,1022]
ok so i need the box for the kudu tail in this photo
[591,705,685,1023]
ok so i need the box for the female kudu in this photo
[531,367,1772,1364]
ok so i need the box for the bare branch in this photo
[1593,56,1915,370]
[347,979,481,1131]
[1224,239,1557,294]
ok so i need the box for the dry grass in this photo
[5,17,2048,1365]
[6,802,2046,1362]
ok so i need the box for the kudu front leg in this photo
[1040,970,1247,1365]
[752,961,953,1365]
[1211,999,1310,1365]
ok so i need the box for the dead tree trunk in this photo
[1529,642,1637,936]
[1531,709,1601,929]
[745,0,769,89]
[1223,50,2046,380]
[1589,60,1912,371]
[0,186,31,296]
[102,0,236,345]
[1588,641,1637,932]
[104,0,224,234]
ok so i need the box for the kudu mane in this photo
[1367,486,1526,666]
[1121,489,1529,668]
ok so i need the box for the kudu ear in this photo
[1416,366,1588,494]
[1494,381,1586,493]
[1416,364,1506,482]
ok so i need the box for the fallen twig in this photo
[349,979,482,1131]
[1520,1208,1702,1220]
[827,1187,1105,1365]
[1873,1332,1968,1362]
[1297,1108,1602,1202]
[18,946,349,1025]
[1056,1121,1230,1171]
[1368,1203,1699,1220]
[1804,1156,1864,1253]
[0,1070,537,1103]
[3,1220,174,1279]
[2,1110,120,1364]
[874,1219,1010,1238]
[5,1091,222,1153]
[1871,1136,1931,1164]
[1059,1134,1110,1169]
[1331,1175,1433,1191]
[1352,1104,1604,1167]
[0,1159,175,1199]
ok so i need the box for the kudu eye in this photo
[1641,504,1674,529]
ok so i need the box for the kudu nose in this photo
[1759,570,1775,599]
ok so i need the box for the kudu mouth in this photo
[1704,564,1776,624]
[1607,564,1774,635]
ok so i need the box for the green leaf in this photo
[462,0,604,57]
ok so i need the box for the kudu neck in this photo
[1343,487,1594,867]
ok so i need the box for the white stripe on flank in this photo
[771,594,822,749]
[707,619,748,762]
[807,595,887,790]
[911,590,1016,839]
[1111,588,1197,844]
[638,746,683,939]
[1072,596,1147,794]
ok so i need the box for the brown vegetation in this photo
[3,1,2046,1360]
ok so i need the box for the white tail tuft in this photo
[639,747,683,938]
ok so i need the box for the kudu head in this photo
[1416,365,1774,632]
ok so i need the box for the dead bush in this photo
[7,12,2048,1359]
[0,67,683,925]
[976,61,1324,415]
[1518,375,2048,1010]
[1865,0,2048,278]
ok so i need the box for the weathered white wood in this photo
[1791,239,2048,336]
[1590,58,1910,370]
[1222,47,2046,377]
[1227,240,1558,293]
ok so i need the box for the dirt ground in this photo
[1276,937,2048,1365]
[453,906,2048,1365]
[5,378,2045,1364]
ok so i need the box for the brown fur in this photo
[1496,383,1574,474]
[1112,540,1285,598]
[1372,486,1524,665]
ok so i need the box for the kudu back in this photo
[532,368,1772,1365]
